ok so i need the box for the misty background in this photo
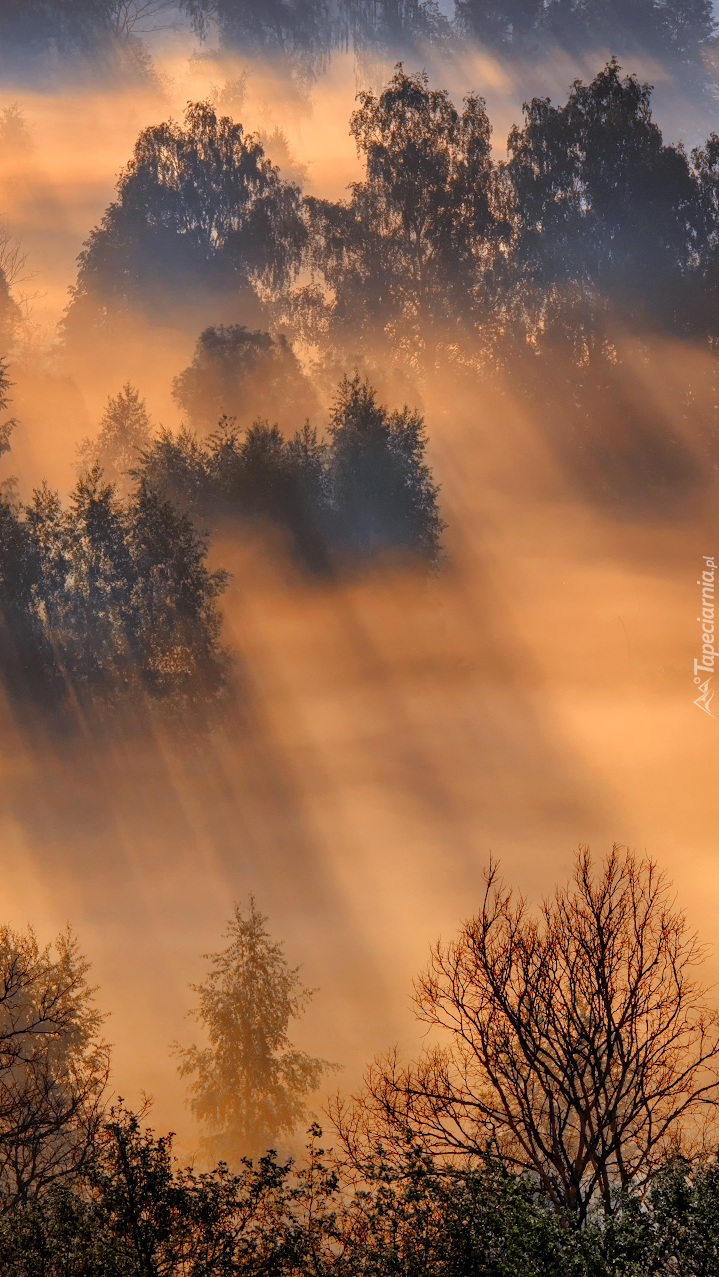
[0,1,717,1159]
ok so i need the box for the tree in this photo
[349,847,719,1223]
[341,0,451,50]
[175,898,334,1163]
[172,326,317,435]
[0,924,110,1208]
[66,102,306,336]
[135,417,331,571]
[182,0,333,55]
[504,61,700,338]
[135,375,442,570]
[183,0,449,62]
[455,0,715,59]
[327,375,443,564]
[77,384,154,494]
[0,1,112,53]
[304,65,498,353]
[107,0,178,40]
[0,440,230,716]
[454,0,544,46]
[0,359,16,466]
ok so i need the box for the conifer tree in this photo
[175,899,333,1163]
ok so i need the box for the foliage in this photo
[302,65,498,355]
[0,924,109,1208]
[455,0,715,57]
[77,383,154,494]
[0,458,229,716]
[172,325,317,435]
[327,375,443,562]
[504,59,700,336]
[66,102,306,336]
[182,0,450,64]
[7,862,719,1269]
[0,0,115,51]
[0,359,16,467]
[12,1107,719,1275]
[136,375,442,571]
[174,898,334,1163]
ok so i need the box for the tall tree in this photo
[66,103,306,336]
[328,375,443,563]
[0,924,110,1208]
[504,61,700,338]
[348,847,719,1223]
[303,65,498,354]
[0,448,229,714]
[182,0,334,53]
[172,325,317,434]
[175,898,333,1163]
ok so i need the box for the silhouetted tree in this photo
[0,1,112,52]
[66,103,306,336]
[0,434,229,715]
[456,0,715,60]
[0,924,110,1208]
[455,0,543,46]
[173,325,317,434]
[174,898,334,1163]
[77,383,154,494]
[303,65,499,353]
[504,61,700,339]
[0,360,16,465]
[342,0,451,49]
[136,417,331,568]
[347,846,719,1223]
[327,375,442,563]
[136,376,442,569]
[183,0,333,54]
[183,0,449,63]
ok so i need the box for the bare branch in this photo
[347,846,719,1222]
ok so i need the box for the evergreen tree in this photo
[328,375,443,564]
[175,898,333,1163]
[77,384,154,494]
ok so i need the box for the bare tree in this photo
[342,847,719,1222]
[0,924,110,1207]
[0,230,29,294]
[108,0,180,39]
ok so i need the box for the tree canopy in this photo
[66,102,306,337]
[135,375,442,572]
[172,325,317,435]
[0,460,229,717]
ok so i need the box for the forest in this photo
[1,0,719,1271]
[4,58,719,717]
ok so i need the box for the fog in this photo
[0,29,718,1159]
